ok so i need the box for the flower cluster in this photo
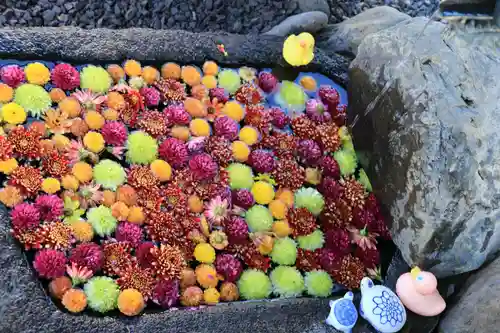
[0,60,390,316]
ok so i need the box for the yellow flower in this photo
[84,110,105,130]
[251,181,275,205]
[238,126,260,146]
[42,177,61,194]
[0,158,18,174]
[83,131,105,153]
[194,243,216,264]
[72,162,93,183]
[283,32,315,67]
[25,62,51,85]
[150,159,172,182]
[189,119,211,137]
[0,83,14,103]
[52,133,71,151]
[231,140,250,162]
[1,103,26,125]
[62,174,80,191]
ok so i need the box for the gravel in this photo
[0,0,439,33]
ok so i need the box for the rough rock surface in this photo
[264,11,329,36]
[439,256,500,332]
[317,6,411,56]
[348,17,500,278]
[0,0,439,31]
[0,27,349,86]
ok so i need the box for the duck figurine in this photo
[396,267,446,317]
[325,291,358,333]
[359,277,406,333]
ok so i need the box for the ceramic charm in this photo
[396,267,446,316]
[359,277,406,333]
[325,291,358,333]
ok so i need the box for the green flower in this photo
[294,187,325,216]
[218,69,241,94]
[270,237,297,265]
[297,229,324,250]
[304,270,333,297]
[63,197,85,224]
[87,205,117,237]
[237,269,272,300]
[80,65,112,93]
[126,131,158,165]
[357,168,373,192]
[14,84,51,117]
[226,163,254,190]
[84,277,119,313]
[93,159,126,190]
[245,205,273,232]
[333,149,358,177]
[270,266,305,298]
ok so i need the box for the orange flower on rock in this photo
[43,109,72,134]
[204,97,224,122]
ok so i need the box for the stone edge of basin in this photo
[0,26,349,87]
[0,27,349,333]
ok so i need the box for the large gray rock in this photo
[296,0,331,17]
[348,17,500,278]
[317,6,410,56]
[439,256,500,332]
[263,11,329,36]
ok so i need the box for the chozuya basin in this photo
[396,267,446,317]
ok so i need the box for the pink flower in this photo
[34,195,64,222]
[66,262,94,285]
[73,89,107,110]
[159,138,189,169]
[116,222,144,248]
[186,137,206,154]
[102,121,128,146]
[164,104,190,125]
[140,87,161,107]
[348,226,378,250]
[51,63,80,90]
[66,140,89,165]
[78,183,103,209]
[214,116,239,141]
[189,153,218,181]
[0,65,25,87]
[215,254,243,282]
[33,249,67,279]
[69,243,104,273]
[10,203,40,231]
[109,146,126,159]
[204,196,229,226]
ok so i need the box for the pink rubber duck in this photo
[396,267,446,317]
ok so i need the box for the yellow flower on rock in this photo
[25,62,51,85]
[1,103,27,125]
[283,32,315,67]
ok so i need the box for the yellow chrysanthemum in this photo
[25,62,51,85]
[84,111,105,130]
[52,133,71,151]
[201,75,217,89]
[42,177,61,194]
[72,162,93,183]
[62,174,80,191]
[283,33,315,67]
[231,140,250,162]
[0,83,14,103]
[0,158,18,174]
[102,108,119,121]
[150,159,172,182]
[202,61,219,76]
[194,243,216,264]
[70,220,94,242]
[222,101,244,122]
[83,131,105,153]
[128,206,145,225]
[1,102,27,125]
[124,60,142,77]
[189,119,211,137]
[238,126,259,146]
[142,66,159,85]
[203,288,220,305]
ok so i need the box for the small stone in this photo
[205,0,213,10]
[263,11,328,36]
[296,0,330,16]
[42,9,56,22]
[64,2,75,11]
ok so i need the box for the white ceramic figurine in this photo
[325,291,358,333]
[359,277,406,333]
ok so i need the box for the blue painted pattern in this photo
[334,299,358,327]
[371,291,404,327]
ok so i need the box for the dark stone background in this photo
[0,0,439,33]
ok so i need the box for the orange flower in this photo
[43,109,72,134]
[128,206,145,225]
[124,60,142,77]
[161,62,181,79]
[111,201,130,221]
[49,88,66,103]
[181,66,201,86]
[0,185,23,207]
[62,289,87,313]
[102,190,116,207]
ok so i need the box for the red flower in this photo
[51,63,80,90]
[33,249,67,279]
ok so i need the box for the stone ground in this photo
[0,0,439,33]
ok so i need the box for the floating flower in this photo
[14,83,52,117]
[67,262,94,285]
[159,138,188,169]
[270,237,297,265]
[35,194,64,222]
[10,202,40,231]
[24,62,50,85]
[33,249,67,279]
[150,244,187,280]
[204,196,229,226]
[0,65,25,87]
[80,65,112,93]
[304,270,333,297]
[140,87,160,107]
[93,159,126,191]
[180,286,203,306]
[0,83,14,103]
[84,276,120,313]
[151,279,180,309]
[117,265,155,301]
[126,131,158,165]
[49,276,72,300]
[283,32,315,67]
[87,205,118,237]
[0,185,23,207]
[270,266,305,298]
[218,70,241,94]
[62,288,87,313]
[189,153,218,181]
[51,63,80,90]
[237,269,271,300]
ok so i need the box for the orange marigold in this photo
[127,206,145,225]
[59,97,81,118]
[116,185,137,206]
[84,110,105,130]
[107,64,125,83]
[202,61,219,76]
[107,92,126,111]
[117,288,145,316]
[49,88,66,103]
[181,66,201,86]
[102,190,116,207]
[102,108,119,121]
[0,83,13,103]
[142,66,159,85]
[184,97,207,118]
[62,288,87,313]
[111,201,130,221]
[0,185,23,207]
[124,60,142,77]
[161,62,181,79]
[72,162,93,183]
